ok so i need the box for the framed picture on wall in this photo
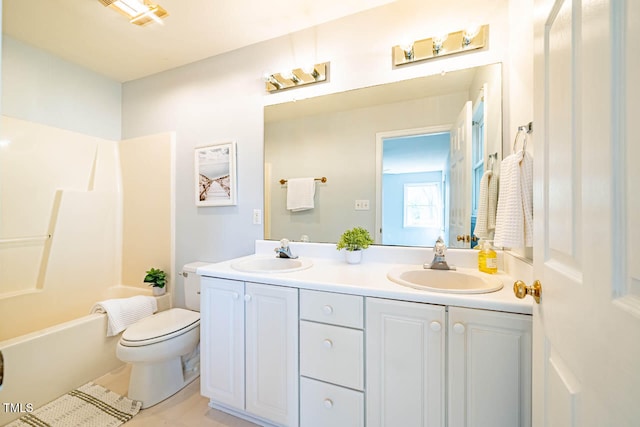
[195,142,237,206]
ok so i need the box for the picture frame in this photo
[195,142,237,206]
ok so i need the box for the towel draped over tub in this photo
[91,295,158,337]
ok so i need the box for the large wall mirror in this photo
[264,62,502,249]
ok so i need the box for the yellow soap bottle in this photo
[478,240,498,274]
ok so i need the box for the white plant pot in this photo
[345,249,363,264]
[152,286,166,296]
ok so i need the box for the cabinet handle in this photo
[322,305,334,315]
[323,399,333,409]
[430,321,442,331]
[244,294,252,302]
[453,323,466,334]
[323,339,333,349]
[232,293,239,300]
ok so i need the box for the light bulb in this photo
[463,25,481,46]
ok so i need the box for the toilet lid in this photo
[121,308,200,346]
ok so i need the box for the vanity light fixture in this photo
[264,62,329,93]
[98,0,169,26]
[392,25,488,67]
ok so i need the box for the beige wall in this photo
[120,133,175,288]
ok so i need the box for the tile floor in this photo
[93,365,258,427]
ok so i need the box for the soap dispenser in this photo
[478,240,498,274]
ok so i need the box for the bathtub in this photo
[0,289,171,425]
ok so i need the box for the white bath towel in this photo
[473,169,498,239]
[91,295,158,337]
[286,177,316,211]
[487,166,499,230]
[494,150,533,248]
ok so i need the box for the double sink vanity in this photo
[197,240,532,427]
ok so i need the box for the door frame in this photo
[374,125,451,245]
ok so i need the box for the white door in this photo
[449,101,472,248]
[200,277,245,410]
[531,0,640,425]
[245,283,299,427]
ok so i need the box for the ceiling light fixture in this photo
[98,0,168,26]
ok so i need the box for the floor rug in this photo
[5,382,141,427]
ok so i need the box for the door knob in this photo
[513,280,542,304]
[456,235,479,242]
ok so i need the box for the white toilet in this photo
[116,262,206,408]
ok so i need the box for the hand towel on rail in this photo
[91,295,158,337]
[493,150,533,248]
[286,177,316,211]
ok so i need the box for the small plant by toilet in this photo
[144,268,167,296]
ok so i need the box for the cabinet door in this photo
[366,298,446,427]
[448,307,532,427]
[245,283,299,427]
[200,277,245,410]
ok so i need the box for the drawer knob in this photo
[244,294,252,302]
[453,323,466,334]
[323,399,333,409]
[232,293,239,300]
[323,339,333,349]
[430,321,441,331]
[322,305,334,315]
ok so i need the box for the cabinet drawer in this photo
[300,290,363,329]
[300,321,364,390]
[300,377,364,427]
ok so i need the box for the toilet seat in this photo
[120,308,200,347]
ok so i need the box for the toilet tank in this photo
[182,262,209,312]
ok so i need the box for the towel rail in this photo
[279,177,327,185]
[0,234,52,245]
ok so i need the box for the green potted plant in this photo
[336,226,374,264]
[144,267,167,296]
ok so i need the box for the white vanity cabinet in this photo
[447,306,532,427]
[366,298,447,427]
[200,277,299,427]
[299,290,365,427]
[366,298,532,427]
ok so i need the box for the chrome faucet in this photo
[424,237,455,270]
[274,238,298,259]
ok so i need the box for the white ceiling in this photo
[2,0,395,82]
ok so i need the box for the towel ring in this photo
[512,128,528,154]
[488,152,498,171]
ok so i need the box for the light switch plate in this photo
[253,209,262,224]
[355,200,370,210]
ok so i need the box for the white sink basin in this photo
[387,266,503,294]
[231,256,313,273]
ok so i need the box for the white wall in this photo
[0,0,534,310]
[122,0,534,307]
[1,36,121,141]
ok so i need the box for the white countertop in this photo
[197,241,533,315]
